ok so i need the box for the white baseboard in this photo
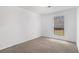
[0,35,41,50]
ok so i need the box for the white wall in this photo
[41,8,76,42]
[0,7,41,50]
[77,7,79,51]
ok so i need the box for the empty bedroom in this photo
[0,6,79,53]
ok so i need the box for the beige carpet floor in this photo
[0,37,78,53]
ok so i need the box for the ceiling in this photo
[19,6,76,14]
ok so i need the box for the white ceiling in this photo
[19,6,76,14]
